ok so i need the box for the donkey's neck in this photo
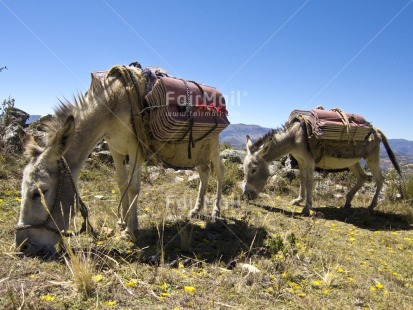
[262,127,296,162]
[63,108,108,179]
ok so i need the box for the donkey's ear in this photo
[261,140,272,156]
[23,134,43,159]
[246,135,253,154]
[47,115,75,159]
[91,73,104,92]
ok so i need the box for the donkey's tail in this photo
[377,128,403,179]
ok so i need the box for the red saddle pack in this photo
[145,76,230,142]
[289,107,373,142]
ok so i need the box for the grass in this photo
[1,149,413,309]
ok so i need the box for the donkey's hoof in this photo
[211,210,220,221]
[187,209,198,220]
[120,230,137,244]
[301,208,311,216]
[117,220,126,229]
[367,204,377,211]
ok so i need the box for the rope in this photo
[331,108,352,143]
[107,65,153,163]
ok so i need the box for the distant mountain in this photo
[385,139,413,157]
[27,115,41,123]
[220,123,271,149]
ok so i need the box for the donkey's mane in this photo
[42,93,89,142]
[249,123,289,153]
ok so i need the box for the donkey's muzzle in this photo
[243,189,258,200]
[15,231,57,258]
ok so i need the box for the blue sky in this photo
[1,0,413,140]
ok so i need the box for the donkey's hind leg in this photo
[211,154,224,220]
[344,163,369,208]
[366,156,384,211]
[187,164,210,219]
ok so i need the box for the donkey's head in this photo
[242,135,271,200]
[16,116,76,257]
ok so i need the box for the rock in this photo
[220,149,246,164]
[3,123,25,151]
[4,107,29,127]
[96,140,109,151]
[94,150,113,164]
[101,227,115,237]
[239,263,260,274]
[188,174,199,182]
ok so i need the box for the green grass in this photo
[1,151,413,309]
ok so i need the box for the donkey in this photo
[15,66,224,257]
[242,120,402,215]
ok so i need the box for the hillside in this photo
[1,147,412,309]
[220,123,271,149]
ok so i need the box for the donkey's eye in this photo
[33,190,48,200]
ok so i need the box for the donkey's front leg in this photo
[112,151,130,229]
[291,164,306,207]
[122,153,143,243]
[188,164,210,219]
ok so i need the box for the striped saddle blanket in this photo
[144,74,229,142]
[289,107,373,142]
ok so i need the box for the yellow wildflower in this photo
[41,295,55,301]
[297,292,306,297]
[337,267,344,273]
[104,301,116,306]
[125,279,138,287]
[312,280,323,287]
[15,197,21,202]
[375,282,384,290]
[92,274,103,283]
[161,292,170,297]
[111,189,116,194]
[160,282,168,291]
[184,286,196,293]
